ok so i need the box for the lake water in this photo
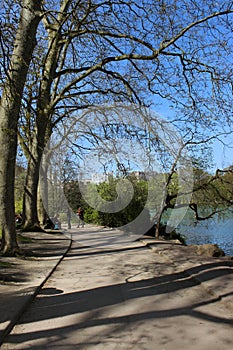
[176,215,233,257]
[155,208,233,256]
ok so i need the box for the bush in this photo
[83,177,150,230]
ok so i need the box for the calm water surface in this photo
[177,216,233,256]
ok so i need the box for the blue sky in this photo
[212,137,233,169]
[153,98,233,171]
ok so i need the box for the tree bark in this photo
[22,149,42,230]
[37,164,49,227]
[0,0,42,254]
[22,115,53,230]
[22,1,69,230]
[22,125,49,231]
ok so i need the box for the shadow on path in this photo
[5,258,233,348]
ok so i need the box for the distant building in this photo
[130,170,158,180]
[91,172,114,184]
[130,171,147,180]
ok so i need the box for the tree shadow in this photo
[68,244,148,258]
[3,259,233,348]
[0,262,28,283]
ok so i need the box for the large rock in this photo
[192,243,225,257]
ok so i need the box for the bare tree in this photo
[0,0,42,254]
[17,0,233,230]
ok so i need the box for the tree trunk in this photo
[37,184,48,227]
[155,193,167,238]
[37,152,50,226]
[0,0,42,254]
[22,2,66,230]
[22,123,48,231]
[22,152,41,231]
[0,115,18,254]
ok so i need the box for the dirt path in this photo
[1,228,233,350]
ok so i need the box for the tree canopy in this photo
[1,0,233,254]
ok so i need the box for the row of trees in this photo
[1,0,233,255]
[63,168,233,232]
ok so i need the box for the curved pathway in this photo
[1,225,233,349]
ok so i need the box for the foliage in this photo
[192,168,233,216]
[62,164,233,234]
[64,181,86,211]
[65,176,151,229]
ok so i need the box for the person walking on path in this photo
[77,207,84,228]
